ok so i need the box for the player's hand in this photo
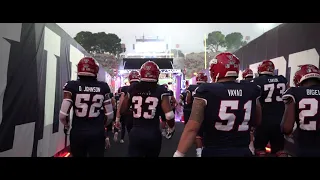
[114,121,121,129]
[64,125,70,135]
[166,126,175,139]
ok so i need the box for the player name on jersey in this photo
[227,89,243,97]
[78,86,101,93]
[137,92,152,96]
[268,78,279,83]
[306,89,320,96]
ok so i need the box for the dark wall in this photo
[0,23,89,157]
[235,23,320,86]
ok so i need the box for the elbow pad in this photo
[165,111,175,121]
[104,99,114,121]
[59,99,72,125]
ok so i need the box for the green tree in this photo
[206,31,226,53]
[74,31,123,55]
[74,31,95,52]
[171,49,185,57]
[225,32,247,51]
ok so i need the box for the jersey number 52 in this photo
[132,96,158,119]
[75,94,104,118]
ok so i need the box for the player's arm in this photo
[120,93,130,115]
[171,95,177,107]
[103,93,114,126]
[174,97,206,157]
[59,82,74,126]
[186,90,192,105]
[254,99,262,127]
[59,91,73,126]
[281,89,296,135]
[111,97,116,109]
[161,95,175,128]
[116,92,126,122]
[253,85,262,127]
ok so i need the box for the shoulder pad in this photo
[195,83,212,94]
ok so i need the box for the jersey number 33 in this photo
[132,96,158,119]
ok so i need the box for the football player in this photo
[116,70,140,143]
[252,60,288,157]
[185,72,208,157]
[282,64,320,157]
[160,84,177,138]
[173,52,262,157]
[105,91,118,146]
[242,68,254,81]
[241,68,255,153]
[120,61,175,157]
[59,57,114,157]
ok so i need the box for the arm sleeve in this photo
[193,84,210,105]
[282,87,296,104]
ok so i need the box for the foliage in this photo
[225,32,245,51]
[74,31,123,55]
[171,49,185,58]
[206,31,226,53]
[206,31,248,53]
[92,53,120,77]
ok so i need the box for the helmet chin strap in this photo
[215,73,220,83]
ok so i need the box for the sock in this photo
[196,148,202,157]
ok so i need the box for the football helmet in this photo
[242,68,253,79]
[293,64,320,87]
[128,70,140,83]
[140,61,160,82]
[77,57,99,77]
[196,72,208,83]
[209,52,240,82]
[257,60,274,75]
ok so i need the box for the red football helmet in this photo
[77,57,99,77]
[128,70,140,83]
[242,68,254,78]
[209,52,240,82]
[140,61,160,82]
[196,72,208,83]
[293,64,320,87]
[258,60,274,75]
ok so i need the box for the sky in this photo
[57,23,281,54]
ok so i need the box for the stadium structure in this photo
[116,35,183,98]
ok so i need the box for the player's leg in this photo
[126,115,133,133]
[160,114,167,136]
[145,131,162,157]
[69,131,87,157]
[113,111,119,142]
[183,110,191,125]
[87,131,105,157]
[127,128,145,157]
[269,124,287,157]
[254,125,270,156]
[105,123,113,148]
[195,125,204,157]
[120,116,126,143]
[202,147,252,157]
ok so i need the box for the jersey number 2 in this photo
[216,100,252,131]
[132,96,158,119]
[75,94,104,118]
[299,98,318,131]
